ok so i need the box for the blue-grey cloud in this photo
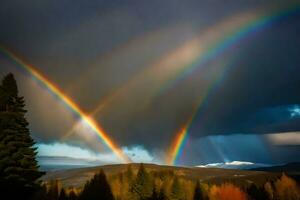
[1,0,300,165]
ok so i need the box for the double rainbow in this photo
[0,46,131,163]
[0,2,299,166]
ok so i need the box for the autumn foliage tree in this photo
[41,166,300,200]
[209,183,248,200]
[264,181,274,200]
[170,177,185,200]
[274,173,300,200]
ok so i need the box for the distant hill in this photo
[41,163,281,189]
[251,162,300,183]
[37,156,104,171]
[252,162,300,172]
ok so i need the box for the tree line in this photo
[42,164,300,200]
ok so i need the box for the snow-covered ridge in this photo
[196,161,270,169]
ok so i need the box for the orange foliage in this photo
[65,187,81,196]
[275,173,300,200]
[264,182,274,200]
[182,179,195,200]
[209,185,219,200]
[209,183,247,200]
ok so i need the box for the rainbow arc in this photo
[0,45,131,163]
[167,3,300,165]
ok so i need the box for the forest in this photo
[39,164,300,200]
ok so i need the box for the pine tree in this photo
[59,188,68,200]
[31,184,48,200]
[131,163,153,200]
[157,188,168,200]
[47,179,60,200]
[170,177,185,200]
[119,165,135,200]
[148,187,159,200]
[125,164,134,183]
[79,170,114,200]
[0,73,44,199]
[69,190,78,200]
[247,184,269,200]
[193,181,203,200]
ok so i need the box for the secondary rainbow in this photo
[168,3,300,165]
[161,3,300,94]
[0,45,131,163]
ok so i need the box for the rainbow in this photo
[167,3,300,165]
[167,59,237,165]
[85,3,300,117]
[167,118,192,165]
[160,3,300,94]
[166,71,226,165]
[0,45,131,163]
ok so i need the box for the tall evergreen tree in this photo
[47,179,60,200]
[148,187,159,200]
[131,163,153,200]
[0,73,44,199]
[31,184,48,200]
[58,188,68,200]
[193,181,204,200]
[148,186,167,200]
[170,177,185,200]
[69,190,78,200]
[79,170,114,200]
[157,188,168,200]
[247,184,269,200]
[125,164,134,183]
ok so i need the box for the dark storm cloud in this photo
[0,0,300,164]
[95,6,300,150]
[178,134,300,166]
[189,12,300,137]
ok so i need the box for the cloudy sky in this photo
[0,0,300,166]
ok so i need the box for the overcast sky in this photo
[0,0,300,166]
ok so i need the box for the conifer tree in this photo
[79,170,114,200]
[58,188,68,200]
[31,184,48,200]
[69,190,78,200]
[47,179,60,200]
[193,181,204,200]
[157,188,168,200]
[148,187,159,200]
[170,177,185,200]
[120,165,135,200]
[126,164,134,183]
[247,184,269,200]
[131,163,153,200]
[0,73,44,199]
